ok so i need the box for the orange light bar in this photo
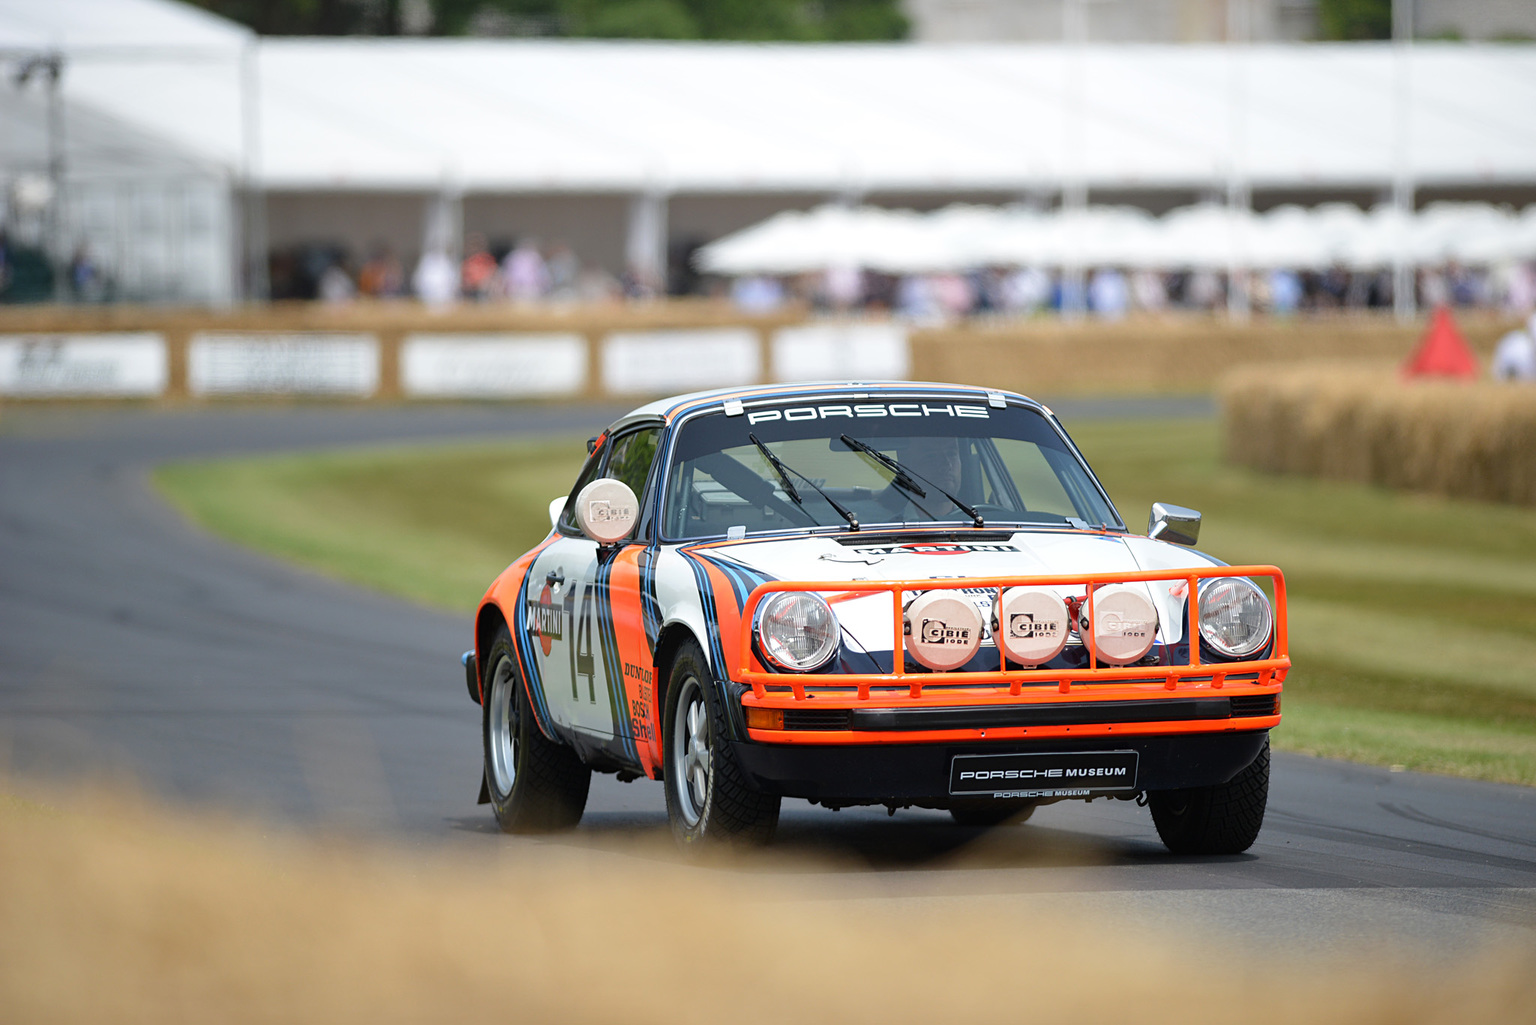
[736,565,1289,702]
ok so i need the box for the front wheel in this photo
[482,626,590,833]
[663,641,779,849]
[1147,737,1269,855]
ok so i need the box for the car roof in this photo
[609,380,1047,430]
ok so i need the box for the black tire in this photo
[481,625,590,833]
[949,798,1037,828]
[1148,737,1269,855]
[662,640,780,849]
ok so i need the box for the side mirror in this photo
[548,496,566,529]
[1148,502,1201,547]
[574,477,639,545]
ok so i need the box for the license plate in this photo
[949,750,1139,798]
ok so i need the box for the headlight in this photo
[756,592,839,671]
[1198,578,1273,659]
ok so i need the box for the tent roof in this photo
[0,0,249,53]
[254,41,1536,192]
[4,0,1534,194]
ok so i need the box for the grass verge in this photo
[155,438,587,611]
[152,418,1536,786]
[1070,418,1536,787]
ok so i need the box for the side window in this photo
[559,426,663,538]
[557,442,608,535]
[606,427,662,499]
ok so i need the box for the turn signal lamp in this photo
[745,707,785,731]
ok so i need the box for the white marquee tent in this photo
[4,0,1534,193]
[696,201,1536,275]
[42,36,1536,193]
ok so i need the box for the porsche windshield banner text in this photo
[950,751,1140,796]
[746,402,991,425]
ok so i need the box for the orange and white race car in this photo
[463,382,1287,854]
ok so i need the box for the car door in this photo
[527,425,662,743]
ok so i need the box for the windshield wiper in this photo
[838,434,926,498]
[840,433,985,528]
[748,433,859,531]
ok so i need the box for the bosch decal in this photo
[624,664,655,744]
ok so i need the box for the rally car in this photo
[463,382,1287,855]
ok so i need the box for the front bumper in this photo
[731,728,1269,804]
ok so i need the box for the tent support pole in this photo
[1225,0,1251,322]
[627,190,668,297]
[240,39,268,302]
[1392,0,1416,324]
[1060,0,1088,320]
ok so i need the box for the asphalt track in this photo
[2,398,1533,954]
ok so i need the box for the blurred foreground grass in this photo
[3,784,1534,1025]
[153,419,1536,786]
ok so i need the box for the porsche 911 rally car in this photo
[463,382,1288,854]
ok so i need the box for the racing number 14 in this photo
[567,583,597,703]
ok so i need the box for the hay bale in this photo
[1219,365,1536,506]
[910,315,1516,396]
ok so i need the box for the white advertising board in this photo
[771,322,910,383]
[0,333,167,397]
[401,333,586,398]
[601,328,760,395]
[188,333,379,396]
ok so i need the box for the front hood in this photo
[706,529,1217,653]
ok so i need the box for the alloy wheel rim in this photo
[671,675,711,827]
[488,654,519,795]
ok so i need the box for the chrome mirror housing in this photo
[1148,502,1201,546]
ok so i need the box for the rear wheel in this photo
[663,641,779,849]
[949,798,1037,828]
[1148,737,1269,855]
[482,626,590,833]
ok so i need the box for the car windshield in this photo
[662,399,1120,541]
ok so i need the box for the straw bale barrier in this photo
[909,315,1513,395]
[1220,363,1536,506]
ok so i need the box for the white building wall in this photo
[65,176,233,305]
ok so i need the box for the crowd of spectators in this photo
[729,261,1536,320]
[265,232,1536,323]
[268,234,633,306]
